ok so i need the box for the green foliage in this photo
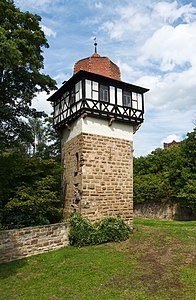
[27,116,61,159]
[68,214,131,247]
[0,2,61,229]
[177,178,196,212]
[134,173,173,204]
[95,216,131,243]
[69,214,96,246]
[133,129,196,213]
[0,0,56,150]
[3,176,62,229]
[0,147,62,229]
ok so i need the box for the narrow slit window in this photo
[74,153,79,176]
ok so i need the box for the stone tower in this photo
[48,47,148,226]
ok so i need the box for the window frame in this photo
[123,91,131,107]
[100,84,109,102]
[69,88,75,106]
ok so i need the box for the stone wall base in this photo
[0,223,69,263]
[134,202,196,221]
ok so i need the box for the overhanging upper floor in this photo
[47,70,149,130]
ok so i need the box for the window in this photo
[74,152,79,176]
[64,91,69,106]
[70,88,75,105]
[75,81,82,102]
[100,85,109,102]
[132,92,139,109]
[123,91,131,107]
[92,81,99,100]
[75,82,79,102]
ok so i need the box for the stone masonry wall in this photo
[0,223,69,263]
[134,202,196,221]
[62,133,133,226]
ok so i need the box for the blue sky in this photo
[15,0,196,156]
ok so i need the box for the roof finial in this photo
[94,37,97,54]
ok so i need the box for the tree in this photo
[133,129,196,214]
[0,151,62,229]
[133,173,173,204]
[176,130,196,212]
[27,116,61,159]
[0,0,56,150]
[0,1,62,229]
[3,175,62,229]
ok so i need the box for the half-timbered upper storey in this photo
[47,70,149,130]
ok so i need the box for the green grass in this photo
[0,218,195,300]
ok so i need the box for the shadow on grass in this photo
[0,257,27,279]
[0,229,28,279]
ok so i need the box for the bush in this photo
[68,213,96,246]
[95,216,131,243]
[68,214,131,247]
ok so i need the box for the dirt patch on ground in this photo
[102,225,194,298]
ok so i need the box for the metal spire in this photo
[94,37,97,53]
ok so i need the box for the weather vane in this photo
[94,37,97,53]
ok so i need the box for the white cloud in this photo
[140,22,196,71]
[101,5,151,40]
[135,63,196,112]
[161,134,181,144]
[31,92,53,116]
[41,25,56,37]
[15,0,56,12]
[101,1,196,43]
[118,62,134,81]
[154,1,196,23]
[14,0,196,157]
[54,72,70,84]
[95,2,103,9]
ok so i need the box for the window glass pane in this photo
[132,92,138,101]
[75,91,79,101]
[54,102,60,117]
[92,91,98,100]
[65,92,69,106]
[75,81,82,101]
[70,89,75,105]
[85,80,91,98]
[104,90,108,101]
[93,81,98,91]
[75,82,80,92]
[110,86,115,104]
[123,91,131,107]
[100,85,108,102]
[132,100,137,109]
[79,81,82,99]
[117,88,122,106]
[137,93,142,110]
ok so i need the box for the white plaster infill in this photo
[62,116,133,144]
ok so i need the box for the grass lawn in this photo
[0,218,195,300]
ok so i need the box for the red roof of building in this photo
[74,52,121,81]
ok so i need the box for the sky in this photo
[15,0,196,157]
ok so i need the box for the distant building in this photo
[163,140,180,149]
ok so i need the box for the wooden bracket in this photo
[108,117,115,126]
[133,124,141,134]
[65,123,71,130]
[81,113,88,119]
